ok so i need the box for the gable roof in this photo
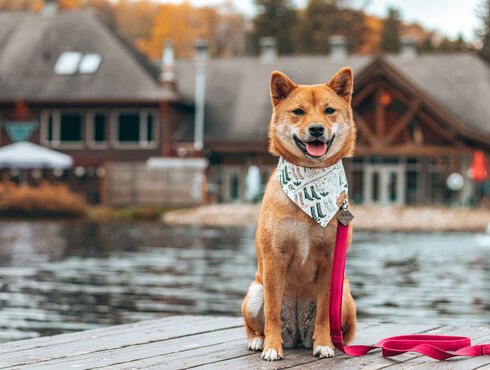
[0,10,174,101]
[384,54,490,140]
[174,55,373,140]
[174,53,490,145]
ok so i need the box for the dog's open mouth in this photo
[294,134,335,159]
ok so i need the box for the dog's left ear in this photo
[327,67,353,104]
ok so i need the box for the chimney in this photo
[43,0,58,15]
[400,36,417,58]
[160,39,176,88]
[259,37,277,63]
[193,38,209,151]
[329,36,347,59]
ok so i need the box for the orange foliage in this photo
[359,15,383,54]
[135,2,222,59]
[58,0,79,10]
[0,182,87,217]
[0,0,43,10]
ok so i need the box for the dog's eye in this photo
[325,107,336,114]
[292,108,304,116]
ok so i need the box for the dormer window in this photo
[79,54,102,74]
[54,52,82,75]
[54,52,102,75]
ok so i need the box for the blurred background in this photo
[0,0,488,343]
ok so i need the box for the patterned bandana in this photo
[277,157,349,227]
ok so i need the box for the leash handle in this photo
[329,222,490,360]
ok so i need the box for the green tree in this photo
[294,0,367,54]
[381,7,401,53]
[252,0,298,54]
[476,0,490,61]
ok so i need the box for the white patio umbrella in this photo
[0,142,73,169]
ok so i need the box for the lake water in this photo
[0,220,488,343]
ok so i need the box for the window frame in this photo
[111,109,159,149]
[41,109,84,149]
[86,110,110,149]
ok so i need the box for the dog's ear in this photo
[327,67,353,104]
[270,71,297,107]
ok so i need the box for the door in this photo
[364,165,405,205]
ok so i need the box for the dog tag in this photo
[337,208,354,226]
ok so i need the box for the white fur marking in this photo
[326,119,349,159]
[314,345,335,358]
[246,282,264,318]
[249,337,264,351]
[261,348,283,361]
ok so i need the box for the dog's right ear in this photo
[270,71,296,107]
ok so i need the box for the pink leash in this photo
[329,222,489,360]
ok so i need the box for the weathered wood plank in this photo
[190,323,440,370]
[303,325,490,370]
[23,327,246,370]
[114,323,376,369]
[0,316,488,370]
[380,326,490,370]
[0,316,242,369]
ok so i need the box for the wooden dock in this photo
[0,316,488,369]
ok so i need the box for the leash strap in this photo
[329,222,489,360]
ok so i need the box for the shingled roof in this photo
[385,54,490,139]
[0,10,174,101]
[174,53,490,143]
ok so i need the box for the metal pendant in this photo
[337,208,354,226]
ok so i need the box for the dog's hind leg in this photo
[242,280,265,351]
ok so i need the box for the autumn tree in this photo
[134,2,246,59]
[294,0,368,54]
[381,7,401,53]
[0,0,43,11]
[252,0,298,54]
[477,0,490,62]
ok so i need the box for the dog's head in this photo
[268,68,357,167]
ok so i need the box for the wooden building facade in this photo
[174,51,490,206]
[0,9,193,204]
[1,7,488,206]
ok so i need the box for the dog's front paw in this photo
[313,344,335,358]
[261,337,283,361]
[248,336,264,351]
[261,346,283,361]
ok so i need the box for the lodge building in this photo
[0,6,489,206]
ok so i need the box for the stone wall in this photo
[104,158,207,206]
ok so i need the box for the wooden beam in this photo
[374,87,385,136]
[355,144,470,157]
[353,112,379,145]
[352,81,377,107]
[384,99,421,144]
[415,109,462,145]
[159,102,172,157]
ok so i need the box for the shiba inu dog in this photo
[241,68,357,361]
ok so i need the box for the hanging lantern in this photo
[469,151,488,182]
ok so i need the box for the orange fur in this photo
[242,68,357,361]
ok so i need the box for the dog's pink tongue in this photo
[306,142,327,157]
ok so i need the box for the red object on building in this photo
[470,151,488,181]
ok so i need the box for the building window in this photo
[118,113,140,142]
[114,110,158,148]
[93,113,107,142]
[146,113,153,142]
[47,113,54,142]
[42,110,84,147]
[60,113,82,142]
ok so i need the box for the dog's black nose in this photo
[308,124,325,138]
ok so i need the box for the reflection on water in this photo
[0,221,488,343]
